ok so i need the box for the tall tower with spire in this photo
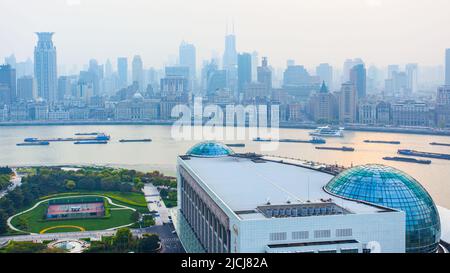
[34,32,57,103]
[222,21,238,98]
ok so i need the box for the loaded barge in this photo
[17,141,50,146]
[364,140,401,145]
[253,137,326,144]
[398,149,450,160]
[430,142,450,147]
[24,133,110,143]
[315,146,355,152]
[383,156,431,165]
[119,139,152,143]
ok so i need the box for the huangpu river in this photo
[1,124,449,208]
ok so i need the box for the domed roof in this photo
[325,164,440,253]
[187,141,234,158]
[132,92,144,101]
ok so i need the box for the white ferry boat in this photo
[309,126,344,137]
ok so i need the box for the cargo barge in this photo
[16,141,50,146]
[226,143,246,147]
[119,139,152,143]
[315,146,355,152]
[253,137,326,144]
[383,156,431,165]
[24,133,110,143]
[364,140,401,145]
[75,132,102,136]
[430,142,450,147]
[74,140,108,145]
[398,149,450,160]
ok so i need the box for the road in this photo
[0,224,185,253]
[0,168,22,199]
[142,184,170,225]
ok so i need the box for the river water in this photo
[1,124,449,208]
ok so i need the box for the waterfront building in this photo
[57,76,71,101]
[114,92,159,120]
[9,103,28,121]
[17,76,35,101]
[375,101,391,125]
[358,101,377,125]
[316,63,333,91]
[48,110,70,121]
[176,142,418,253]
[446,48,450,85]
[132,55,144,90]
[338,82,357,124]
[435,85,450,127]
[117,57,128,88]
[288,103,303,122]
[309,82,336,123]
[350,64,367,100]
[237,53,252,95]
[34,32,57,102]
[391,101,432,127]
[0,64,16,105]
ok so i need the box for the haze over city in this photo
[1,0,450,69]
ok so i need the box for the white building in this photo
[176,142,406,253]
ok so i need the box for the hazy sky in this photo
[1,0,449,69]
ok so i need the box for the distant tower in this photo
[132,55,144,90]
[350,64,367,100]
[0,64,16,105]
[34,32,57,102]
[179,41,197,93]
[117,57,128,88]
[257,57,272,91]
[222,24,238,97]
[446,48,450,85]
[237,53,252,94]
[316,63,333,91]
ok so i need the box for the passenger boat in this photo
[383,156,431,165]
[309,126,344,137]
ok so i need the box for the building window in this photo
[314,230,331,239]
[341,248,359,253]
[336,228,352,237]
[292,231,309,240]
[269,232,287,241]
[318,249,337,253]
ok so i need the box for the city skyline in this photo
[1,0,450,69]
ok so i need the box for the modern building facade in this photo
[179,42,196,92]
[237,53,252,95]
[316,63,333,91]
[446,48,450,86]
[338,82,357,123]
[176,142,409,253]
[34,32,57,103]
[0,64,16,105]
[117,57,128,88]
[132,55,144,90]
[350,64,366,100]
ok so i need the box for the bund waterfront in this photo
[1,124,450,208]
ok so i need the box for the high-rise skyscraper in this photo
[132,55,144,90]
[34,32,57,102]
[316,63,333,90]
[117,57,128,88]
[237,53,252,94]
[446,48,450,85]
[223,30,238,96]
[339,82,357,123]
[257,57,272,91]
[405,63,418,95]
[0,64,16,105]
[17,76,35,101]
[179,42,196,92]
[350,64,367,100]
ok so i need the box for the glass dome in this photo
[325,164,440,253]
[187,141,234,158]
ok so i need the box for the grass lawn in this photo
[40,191,147,207]
[11,197,136,234]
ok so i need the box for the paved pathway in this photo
[142,184,170,225]
[0,168,22,199]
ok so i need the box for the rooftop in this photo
[180,155,393,220]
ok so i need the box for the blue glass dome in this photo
[187,141,234,158]
[325,164,440,253]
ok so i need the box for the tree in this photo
[0,209,8,234]
[137,234,160,253]
[65,179,76,190]
[113,228,133,252]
